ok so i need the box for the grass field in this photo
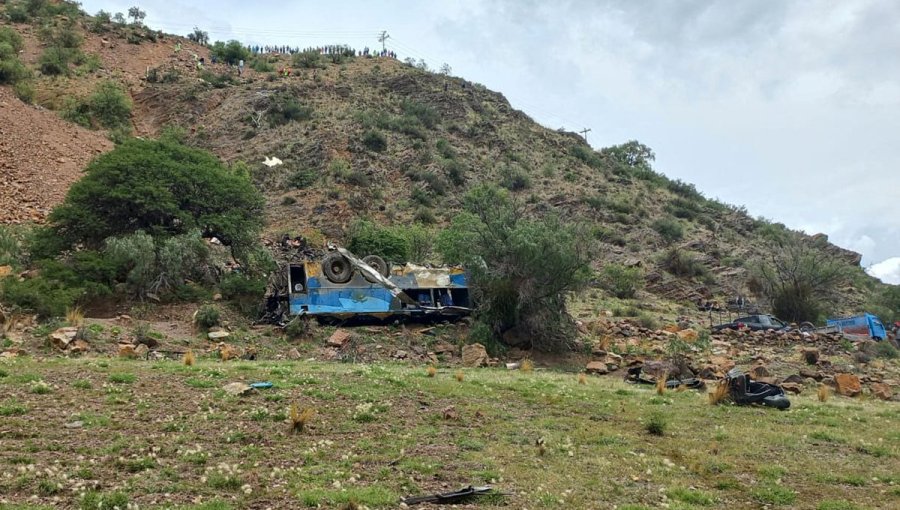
[0,357,898,509]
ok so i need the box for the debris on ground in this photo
[723,368,790,410]
[402,485,496,506]
[328,328,352,348]
[223,382,254,397]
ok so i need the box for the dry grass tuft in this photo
[289,404,316,434]
[578,373,587,385]
[708,383,729,405]
[426,365,436,377]
[817,384,831,402]
[676,383,688,392]
[521,359,534,373]
[65,306,84,327]
[656,372,668,395]
[183,350,195,367]
[455,370,464,382]
[220,344,238,362]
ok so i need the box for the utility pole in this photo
[378,30,390,52]
[579,127,591,142]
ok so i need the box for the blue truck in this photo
[825,313,887,340]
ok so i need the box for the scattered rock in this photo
[834,373,861,397]
[782,374,805,385]
[134,344,150,358]
[799,368,822,381]
[49,327,78,350]
[117,344,136,358]
[432,341,455,354]
[64,421,84,429]
[208,331,231,340]
[749,365,770,379]
[871,382,893,401]
[802,348,819,365]
[328,329,352,347]
[585,361,608,375]
[287,347,302,360]
[223,382,254,397]
[677,329,698,341]
[441,406,459,420]
[70,339,90,354]
[781,382,803,395]
[393,349,408,359]
[462,343,488,367]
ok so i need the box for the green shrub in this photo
[250,57,273,72]
[195,305,220,330]
[436,185,593,352]
[570,144,604,169]
[362,130,387,152]
[444,159,466,186]
[401,99,439,129]
[80,491,129,510]
[13,80,34,103]
[267,96,312,127]
[665,197,701,220]
[292,50,322,69]
[348,220,414,262]
[414,208,436,225]
[645,411,667,436]
[219,273,266,316]
[600,264,642,299]
[7,3,31,22]
[210,40,250,65]
[592,225,626,247]
[499,165,531,191]
[46,138,264,255]
[652,217,683,243]
[436,138,456,159]
[88,81,132,129]
[662,248,708,279]
[873,342,898,359]
[199,69,234,88]
[286,168,318,189]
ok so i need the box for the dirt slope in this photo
[0,87,113,224]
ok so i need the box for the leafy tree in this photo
[600,140,655,170]
[652,217,683,244]
[187,27,209,46]
[751,236,849,322]
[113,12,126,25]
[43,138,264,257]
[0,27,30,85]
[436,185,593,351]
[292,49,321,69]
[127,6,146,25]
[347,220,431,262]
[210,40,250,65]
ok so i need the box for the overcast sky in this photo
[80,0,900,283]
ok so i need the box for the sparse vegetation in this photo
[599,264,642,299]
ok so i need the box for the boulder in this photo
[117,343,136,358]
[327,329,352,347]
[49,327,78,350]
[208,330,231,340]
[461,343,488,367]
[432,341,456,354]
[287,347,302,360]
[134,343,150,358]
[782,374,805,385]
[585,361,608,375]
[70,339,90,354]
[871,383,893,401]
[834,373,861,397]
[802,348,819,365]
[799,368,822,381]
[677,329,698,341]
[781,382,803,395]
[749,365,770,379]
[223,382,254,397]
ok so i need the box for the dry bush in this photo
[656,372,668,395]
[455,370,464,382]
[183,350,195,367]
[817,384,830,402]
[708,383,729,405]
[578,373,587,385]
[220,344,238,362]
[65,306,84,327]
[426,366,436,377]
[289,404,316,434]
[521,359,534,373]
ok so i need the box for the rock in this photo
[799,368,822,381]
[852,351,871,364]
[783,374,805,385]
[442,406,459,420]
[462,343,488,367]
[208,331,231,340]
[49,327,78,349]
[585,361,608,375]
[70,339,89,354]
[871,382,893,401]
[393,349,408,359]
[749,365,770,379]
[432,341,455,354]
[802,348,819,365]
[64,421,84,429]
[328,329,352,347]
[287,347,302,360]
[834,373,861,397]
[781,382,803,395]
[134,344,150,357]
[223,382,254,397]
[212,293,223,301]
[677,329,698,341]
[117,343,136,358]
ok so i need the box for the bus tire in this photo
[322,252,352,283]
[362,255,389,280]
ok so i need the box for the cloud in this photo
[867,257,900,285]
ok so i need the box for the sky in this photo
[80,0,900,284]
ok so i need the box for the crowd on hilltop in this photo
[247,44,396,58]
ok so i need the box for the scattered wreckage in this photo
[280,247,471,323]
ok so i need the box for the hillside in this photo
[0,3,890,324]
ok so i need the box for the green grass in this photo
[0,357,896,508]
[108,372,136,384]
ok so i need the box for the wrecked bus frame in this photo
[287,248,472,322]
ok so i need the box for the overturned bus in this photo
[287,248,471,322]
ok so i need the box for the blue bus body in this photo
[826,313,887,340]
